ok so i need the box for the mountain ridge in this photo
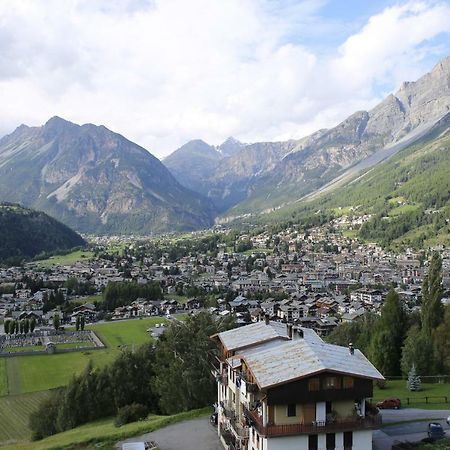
[162,55,450,219]
[0,118,216,234]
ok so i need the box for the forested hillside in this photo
[0,203,85,264]
[261,112,450,249]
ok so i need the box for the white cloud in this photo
[0,0,449,157]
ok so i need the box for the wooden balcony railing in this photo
[244,407,382,437]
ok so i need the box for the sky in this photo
[1,0,450,158]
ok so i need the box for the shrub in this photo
[114,403,148,427]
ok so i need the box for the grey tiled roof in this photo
[243,339,384,389]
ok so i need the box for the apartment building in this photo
[211,318,383,450]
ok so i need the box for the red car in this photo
[376,398,401,409]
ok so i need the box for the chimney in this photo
[264,314,270,325]
[287,323,293,339]
[291,326,304,340]
[349,343,355,355]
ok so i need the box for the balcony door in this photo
[303,403,316,424]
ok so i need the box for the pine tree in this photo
[24,319,30,334]
[75,316,80,331]
[407,364,421,391]
[80,315,85,331]
[4,320,10,334]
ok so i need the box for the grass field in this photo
[1,317,167,395]
[2,345,45,353]
[0,390,53,444]
[36,250,94,268]
[373,380,450,409]
[87,317,167,349]
[1,407,210,450]
[0,359,7,396]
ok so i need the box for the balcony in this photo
[244,407,382,437]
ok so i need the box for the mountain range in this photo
[0,118,215,234]
[0,56,449,236]
[165,56,450,220]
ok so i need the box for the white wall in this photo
[249,430,373,450]
[353,429,373,450]
[264,435,308,450]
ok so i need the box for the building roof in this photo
[243,338,384,389]
[214,320,289,351]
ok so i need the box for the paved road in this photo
[374,409,450,450]
[117,417,222,450]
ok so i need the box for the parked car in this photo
[427,422,445,440]
[376,398,401,409]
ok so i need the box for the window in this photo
[344,431,353,449]
[324,376,341,389]
[287,403,296,417]
[308,378,320,391]
[326,433,335,450]
[343,376,354,389]
[308,434,318,450]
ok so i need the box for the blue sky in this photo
[1,0,450,156]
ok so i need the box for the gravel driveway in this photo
[117,417,222,450]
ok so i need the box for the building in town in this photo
[211,317,384,450]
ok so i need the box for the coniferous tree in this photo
[75,316,80,331]
[407,364,421,391]
[4,320,10,334]
[30,317,36,332]
[53,314,60,331]
[80,315,85,331]
[9,320,15,334]
[24,319,30,334]
[369,289,406,376]
[14,320,19,334]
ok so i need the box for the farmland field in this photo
[35,249,94,268]
[0,390,53,444]
[0,359,7,396]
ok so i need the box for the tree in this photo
[53,314,60,331]
[30,317,36,332]
[80,315,85,331]
[9,320,15,335]
[407,364,421,391]
[369,289,406,376]
[75,316,80,331]
[421,252,444,335]
[432,305,450,374]
[152,311,236,414]
[24,319,30,334]
[4,320,10,335]
[401,325,433,376]
[14,320,19,334]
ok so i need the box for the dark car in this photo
[427,422,445,440]
[376,398,401,409]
